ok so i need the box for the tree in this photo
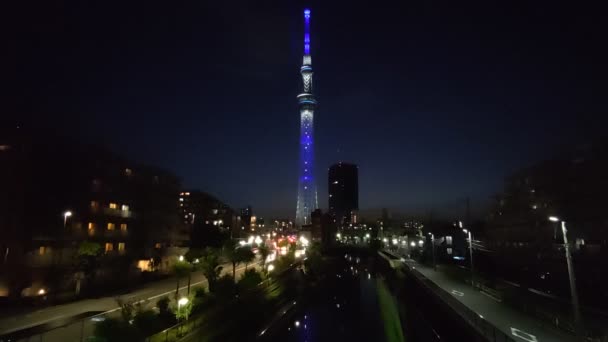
[172,261,192,299]
[74,241,102,296]
[199,248,222,292]
[258,244,270,270]
[115,297,137,323]
[223,241,241,281]
[238,246,255,271]
[185,248,204,295]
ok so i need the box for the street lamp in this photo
[63,211,72,228]
[462,227,474,288]
[548,216,583,336]
[428,233,436,271]
[178,297,189,308]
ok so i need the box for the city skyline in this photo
[7,1,607,218]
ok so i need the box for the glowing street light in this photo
[548,216,582,336]
[461,225,474,288]
[178,297,189,307]
[63,211,72,228]
[178,255,184,262]
[267,264,275,272]
[410,241,416,247]
[428,233,436,271]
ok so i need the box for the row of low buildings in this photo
[0,126,238,299]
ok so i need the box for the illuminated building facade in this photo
[295,8,318,226]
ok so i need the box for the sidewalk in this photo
[0,261,260,340]
[404,259,578,342]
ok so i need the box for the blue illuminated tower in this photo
[295,8,318,226]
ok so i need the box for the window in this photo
[120,223,127,231]
[124,168,132,177]
[88,222,96,230]
[39,246,47,255]
[446,236,453,245]
[121,204,129,212]
[109,203,117,209]
[154,243,162,249]
[107,223,115,230]
[90,201,99,209]
[118,242,125,252]
[105,243,114,252]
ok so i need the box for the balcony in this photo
[102,208,134,218]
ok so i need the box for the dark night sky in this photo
[8,1,608,218]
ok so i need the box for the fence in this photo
[146,273,288,342]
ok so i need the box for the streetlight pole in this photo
[429,233,436,271]
[461,221,474,288]
[63,211,72,229]
[549,216,583,336]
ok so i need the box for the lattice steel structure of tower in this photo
[295,8,318,227]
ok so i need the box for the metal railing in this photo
[404,264,515,342]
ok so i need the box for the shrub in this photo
[238,269,263,292]
[157,296,170,315]
[93,317,139,342]
[133,309,160,337]
[214,274,236,299]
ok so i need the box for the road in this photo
[399,256,577,342]
[0,261,259,342]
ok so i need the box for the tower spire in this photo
[295,8,318,227]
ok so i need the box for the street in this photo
[0,261,259,342]
[400,257,578,342]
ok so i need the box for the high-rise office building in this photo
[328,163,359,226]
[295,8,318,226]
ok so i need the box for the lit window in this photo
[105,243,114,252]
[154,243,161,249]
[179,198,184,202]
[120,223,127,231]
[118,242,125,252]
[88,222,96,230]
[125,168,132,176]
[107,223,115,230]
[121,205,129,211]
[39,246,46,255]
[90,201,99,209]
[446,236,453,245]
[109,203,117,209]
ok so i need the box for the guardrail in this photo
[401,260,515,342]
